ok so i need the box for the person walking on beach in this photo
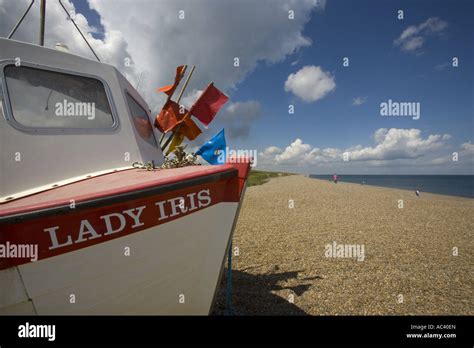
[333,173,338,184]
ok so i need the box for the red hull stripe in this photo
[0,176,240,270]
[0,169,236,224]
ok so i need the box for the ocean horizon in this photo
[309,175,474,198]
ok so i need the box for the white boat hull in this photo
[0,202,239,315]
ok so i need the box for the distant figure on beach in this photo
[333,173,338,184]
[361,180,365,185]
[416,189,420,197]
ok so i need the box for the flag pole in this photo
[158,65,188,145]
[176,65,195,104]
[161,66,196,152]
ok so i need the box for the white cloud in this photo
[284,65,335,102]
[460,141,474,163]
[418,17,449,32]
[263,146,283,156]
[1,0,323,112]
[394,17,448,53]
[275,138,312,163]
[348,129,448,161]
[0,0,135,78]
[260,128,452,166]
[259,145,283,162]
[460,141,474,153]
[88,0,322,111]
[430,141,474,166]
[352,96,367,105]
[435,62,450,71]
[400,36,425,52]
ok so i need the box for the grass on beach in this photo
[247,170,293,187]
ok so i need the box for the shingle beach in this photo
[213,175,473,315]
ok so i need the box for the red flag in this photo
[190,83,228,126]
[157,65,186,97]
[155,100,202,140]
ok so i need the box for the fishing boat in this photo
[0,3,250,315]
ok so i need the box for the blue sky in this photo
[71,0,104,39]
[3,0,473,174]
[231,0,473,159]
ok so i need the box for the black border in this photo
[0,315,471,345]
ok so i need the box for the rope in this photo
[132,146,200,170]
[224,241,236,315]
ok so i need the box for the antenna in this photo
[7,0,35,39]
[136,72,143,90]
[39,0,46,46]
[58,0,101,61]
[7,0,101,61]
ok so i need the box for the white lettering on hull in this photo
[44,189,212,251]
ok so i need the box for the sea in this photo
[309,175,474,198]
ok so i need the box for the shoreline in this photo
[308,176,474,200]
[213,174,474,315]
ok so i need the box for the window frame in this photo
[0,60,119,134]
[124,89,158,147]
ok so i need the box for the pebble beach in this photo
[213,175,474,315]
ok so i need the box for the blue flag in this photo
[196,129,226,165]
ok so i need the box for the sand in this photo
[212,175,474,315]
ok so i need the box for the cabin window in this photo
[125,93,158,147]
[3,65,115,129]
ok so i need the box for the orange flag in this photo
[176,116,202,141]
[155,100,201,140]
[157,65,186,96]
[155,100,182,133]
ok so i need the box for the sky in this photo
[1,0,473,174]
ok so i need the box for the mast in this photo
[39,0,46,46]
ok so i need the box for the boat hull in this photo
[0,163,250,315]
[1,202,238,315]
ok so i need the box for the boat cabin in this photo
[0,37,165,202]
